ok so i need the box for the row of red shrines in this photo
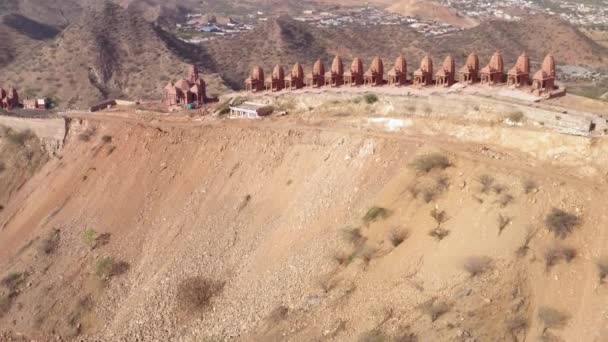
[245,52,556,97]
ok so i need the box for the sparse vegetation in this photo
[498,214,511,235]
[596,257,608,284]
[394,329,418,342]
[177,276,224,313]
[507,111,524,123]
[545,208,580,239]
[341,226,363,244]
[95,256,129,280]
[409,153,451,174]
[364,93,379,104]
[418,298,449,322]
[389,228,409,247]
[544,245,576,270]
[523,179,538,194]
[82,228,98,248]
[538,306,569,331]
[39,228,61,255]
[363,207,390,224]
[101,135,112,143]
[78,128,96,142]
[408,175,449,203]
[430,208,448,226]
[478,174,495,194]
[1,272,25,292]
[429,227,450,241]
[505,316,529,336]
[516,228,538,258]
[463,256,493,277]
[358,329,387,342]
[496,193,514,208]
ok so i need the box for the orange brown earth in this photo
[1,91,608,341]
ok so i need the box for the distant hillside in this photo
[201,15,606,90]
[0,2,228,108]
[388,0,478,28]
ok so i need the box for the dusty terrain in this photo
[387,0,478,28]
[1,92,608,341]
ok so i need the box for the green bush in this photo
[409,153,451,174]
[363,207,390,223]
[364,94,378,104]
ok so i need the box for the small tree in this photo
[545,208,580,239]
[409,153,451,174]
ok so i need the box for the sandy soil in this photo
[0,100,607,341]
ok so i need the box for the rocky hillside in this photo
[0,1,228,108]
[0,100,608,340]
[388,0,478,28]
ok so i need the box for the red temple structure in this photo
[0,87,19,110]
[162,65,207,106]
[531,54,556,97]
[325,56,345,87]
[507,52,530,87]
[364,57,385,86]
[480,51,504,85]
[345,58,364,86]
[306,59,325,88]
[285,62,305,90]
[245,66,265,92]
[413,55,433,87]
[459,52,479,84]
[266,65,285,92]
[388,55,408,86]
[435,55,456,87]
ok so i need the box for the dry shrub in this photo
[538,306,569,330]
[463,256,493,277]
[408,175,449,203]
[394,329,417,342]
[101,135,112,143]
[317,273,338,293]
[358,329,387,342]
[505,316,528,336]
[516,228,538,258]
[496,193,514,208]
[177,276,224,312]
[544,245,576,270]
[341,226,363,244]
[267,305,288,323]
[478,175,495,194]
[498,214,511,235]
[429,227,450,241]
[363,207,390,223]
[39,228,61,255]
[596,257,608,284]
[359,246,377,266]
[409,153,451,174]
[333,251,355,266]
[523,179,538,194]
[389,228,409,247]
[1,272,25,292]
[78,128,96,142]
[545,208,580,239]
[95,257,130,280]
[430,208,448,226]
[418,298,449,322]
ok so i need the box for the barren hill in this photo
[388,0,478,28]
[1,96,608,340]
[0,2,228,108]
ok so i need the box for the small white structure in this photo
[229,102,272,119]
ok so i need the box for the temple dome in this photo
[371,56,384,75]
[351,58,364,74]
[272,64,285,80]
[489,51,504,73]
[466,52,479,70]
[331,56,344,75]
[313,59,325,76]
[442,55,455,73]
[251,66,264,82]
[541,54,555,78]
[420,55,433,74]
[291,63,304,79]
[394,55,407,73]
[515,52,530,74]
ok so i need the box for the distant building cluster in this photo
[0,87,48,111]
[441,0,608,27]
[244,52,562,99]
